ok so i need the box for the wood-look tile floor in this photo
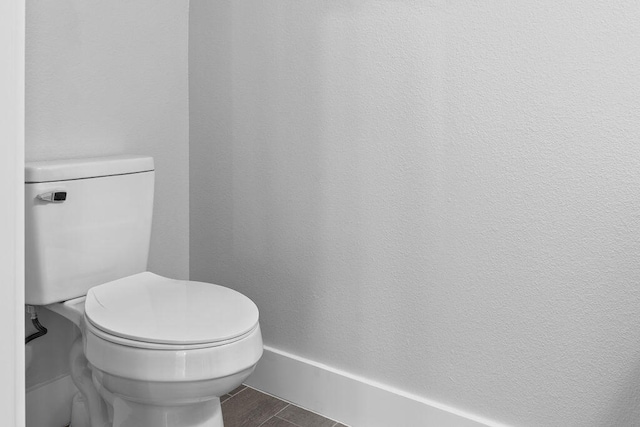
[221,385,347,427]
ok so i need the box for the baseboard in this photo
[26,374,77,427]
[245,346,507,427]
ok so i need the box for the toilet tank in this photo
[25,155,155,305]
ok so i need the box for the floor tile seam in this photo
[273,402,341,427]
[230,385,249,397]
[244,385,343,425]
[255,403,290,427]
[272,403,291,418]
[273,414,311,427]
[220,391,243,407]
[228,385,250,400]
[274,414,340,427]
[256,404,291,427]
[256,416,274,427]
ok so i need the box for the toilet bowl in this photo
[48,272,263,427]
[25,156,263,427]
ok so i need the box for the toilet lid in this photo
[84,272,259,346]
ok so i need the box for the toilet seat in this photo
[84,318,259,350]
[84,272,259,348]
[84,321,263,382]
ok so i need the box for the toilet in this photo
[25,155,263,427]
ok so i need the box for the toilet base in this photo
[110,397,223,427]
[91,367,249,427]
[69,388,224,427]
[70,392,90,427]
[88,357,256,427]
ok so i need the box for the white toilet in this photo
[25,155,263,427]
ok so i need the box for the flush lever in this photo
[37,190,67,203]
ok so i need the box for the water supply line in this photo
[25,305,48,344]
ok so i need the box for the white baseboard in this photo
[27,374,77,427]
[246,346,507,427]
[24,347,506,427]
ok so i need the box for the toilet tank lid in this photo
[25,155,154,183]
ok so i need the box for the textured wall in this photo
[26,0,190,280]
[26,0,189,391]
[190,1,640,426]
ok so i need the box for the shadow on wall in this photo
[26,310,78,391]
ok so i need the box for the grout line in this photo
[272,403,290,418]
[244,385,346,426]
[245,385,345,426]
[221,387,249,407]
[273,406,340,427]
[256,416,271,427]
[231,386,249,397]
[274,413,340,427]
[228,385,248,396]
[274,414,307,427]
[256,401,291,427]
[256,405,291,427]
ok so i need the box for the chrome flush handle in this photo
[37,190,67,203]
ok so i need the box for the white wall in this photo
[0,0,25,424]
[189,1,640,426]
[26,0,190,396]
[26,0,190,280]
